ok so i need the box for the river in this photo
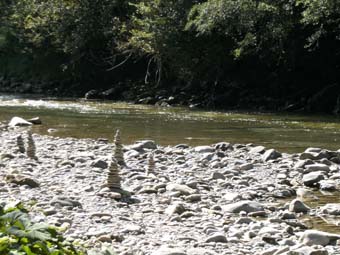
[1,93,340,153]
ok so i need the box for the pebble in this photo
[1,129,340,255]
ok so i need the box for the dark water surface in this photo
[1,94,340,153]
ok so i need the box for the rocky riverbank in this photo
[1,126,340,255]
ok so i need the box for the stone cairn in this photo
[146,153,156,175]
[107,159,122,192]
[26,131,37,160]
[16,135,25,153]
[113,129,125,166]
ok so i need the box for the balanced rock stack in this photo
[113,129,125,166]
[26,131,37,160]
[107,159,122,191]
[146,153,156,175]
[16,135,25,153]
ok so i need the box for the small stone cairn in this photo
[146,153,156,175]
[26,131,37,160]
[113,129,125,166]
[107,159,122,192]
[16,135,25,153]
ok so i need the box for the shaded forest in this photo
[0,0,339,113]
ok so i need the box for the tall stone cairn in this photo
[107,159,122,191]
[146,153,156,175]
[26,131,37,160]
[113,129,125,166]
[16,135,25,153]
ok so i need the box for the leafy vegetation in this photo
[0,0,339,112]
[0,201,83,255]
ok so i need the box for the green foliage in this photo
[0,0,339,111]
[0,202,83,255]
[186,0,296,60]
[297,0,340,47]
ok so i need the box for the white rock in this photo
[222,200,264,213]
[194,146,215,153]
[300,230,340,246]
[9,117,32,127]
[320,204,340,215]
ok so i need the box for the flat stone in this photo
[133,140,157,150]
[249,146,266,154]
[205,233,228,243]
[222,200,264,213]
[28,117,42,125]
[166,183,195,195]
[50,196,82,208]
[239,163,254,170]
[185,194,201,202]
[291,246,328,255]
[304,164,330,173]
[8,117,32,127]
[194,146,215,153]
[302,171,325,187]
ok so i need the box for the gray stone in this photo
[302,171,325,187]
[222,200,264,213]
[5,174,40,188]
[205,233,228,243]
[185,194,201,202]
[239,163,254,170]
[28,117,42,125]
[91,159,108,169]
[300,230,340,246]
[165,203,186,216]
[50,196,82,208]
[262,149,281,161]
[135,140,157,150]
[214,142,232,151]
[304,164,330,173]
[291,246,328,255]
[8,117,32,127]
[289,199,310,213]
[211,172,225,180]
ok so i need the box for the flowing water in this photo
[1,93,340,232]
[1,93,340,153]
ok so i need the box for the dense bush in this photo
[0,201,83,255]
[0,0,339,112]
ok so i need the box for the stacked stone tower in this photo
[113,129,125,166]
[146,153,156,175]
[107,159,122,191]
[16,135,25,153]
[26,131,37,160]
